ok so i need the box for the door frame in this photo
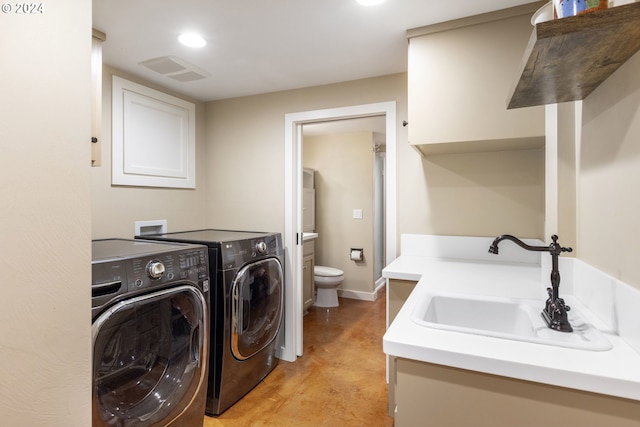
[281,101,397,362]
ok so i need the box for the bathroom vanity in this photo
[383,235,640,427]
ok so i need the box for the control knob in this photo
[255,241,267,254]
[147,260,165,279]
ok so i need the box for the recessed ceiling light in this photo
[178,33,206,48]
[356,0,384,5]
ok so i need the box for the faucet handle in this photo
[550,234,573,253]
[557,297,570,312]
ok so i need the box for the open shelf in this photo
[508,2,640,109]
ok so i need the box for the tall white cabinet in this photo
[302,168,316,312]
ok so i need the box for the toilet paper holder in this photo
[350,248,364,261]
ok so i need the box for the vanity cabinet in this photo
[303,240,315,313]
[395,358,640,427]
[407,5,544,155]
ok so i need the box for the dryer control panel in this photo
[219,233,283,270]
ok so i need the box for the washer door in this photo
[92,285,207,427]
[231,257,284,360]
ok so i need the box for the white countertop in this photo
[383,254,640,402]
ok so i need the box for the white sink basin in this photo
[411,293,612,351]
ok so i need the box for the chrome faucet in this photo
[489,234,574,333]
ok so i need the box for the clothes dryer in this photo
[92,239,210,427]
[138,229,284,415]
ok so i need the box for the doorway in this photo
[302,117,386,300]
[282,102,397,362]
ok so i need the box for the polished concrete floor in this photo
[203,295,394,427]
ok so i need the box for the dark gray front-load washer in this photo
[138,229,284,415]
[91,238,210,427]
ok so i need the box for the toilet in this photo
[313,265,344,308]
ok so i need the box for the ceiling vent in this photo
[139,56,209,82]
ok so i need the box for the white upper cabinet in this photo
[111,75,196,188]
[407,5,545,156]
[302,168,315,232]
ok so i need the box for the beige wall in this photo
[578,51,640,289]
[91,65,209,239]
[304,132,375,295]
[402,148,545,239]
[203,74,408,234]
[204,72,544,249]
[0,1,92,425]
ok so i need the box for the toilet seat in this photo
[314,266,344,287]
[314,266,343,277]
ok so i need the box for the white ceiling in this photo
[93,0,537,102]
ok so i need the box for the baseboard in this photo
[339,279,386,302]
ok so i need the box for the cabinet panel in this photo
[388,279,418,325]
[408,11,544,155]
[303,240,315,313]
[303,188,315,232]
[395,359,640,427]
[111,76,196,188]
[387,279,418,417]
[303,256,314,312]
[91,31,105,167]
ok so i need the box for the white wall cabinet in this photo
[302,188,315,232]
[111,76,196,188]
[407,5,544,155]
[303,168,315,232]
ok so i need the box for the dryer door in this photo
[92,285,207,427]
[231,257,284,360]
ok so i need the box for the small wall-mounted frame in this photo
[112,75,196,188]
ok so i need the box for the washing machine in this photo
[91,239,211,427]
[138,229,284,415]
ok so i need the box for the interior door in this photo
[92,285,207,426]
[231,258,284,360]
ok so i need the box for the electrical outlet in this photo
[353,209,363,219]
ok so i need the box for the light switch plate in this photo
[353,209,363,219]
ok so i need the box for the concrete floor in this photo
[203,296,393,427]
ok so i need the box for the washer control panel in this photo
[146,260,166,279]
[92,242,209,317]
[255,241,267,254]
[128,249,207,289]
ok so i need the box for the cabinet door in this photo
[408,12,544,155]
[303,255,314,312]
[303,188,315,232]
